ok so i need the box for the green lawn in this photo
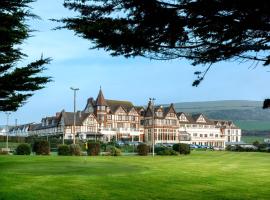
[0,152,270,200]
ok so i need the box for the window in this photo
[171,120,177,125]
[156,112,163,117]
[210,133,213,137]
[215,134,219,138]
[193,133,197,137]
[117,123,124,128]
[200,134,203,137]
[179,114,187,121]
[204,134,207,137]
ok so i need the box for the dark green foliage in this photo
[173,143,191,155]
[33,141,50,155]
[58,144,70,156]
[156,149,178,156]
[69,144,81,156]
[263,99,270,109]
[137,143,149,156]
[253,141,260,147]
[108,146,121,156]
[59,0,270,67]
[16,143,31,155]
[226,145,261,152]
[87,142,100,156]
[226,145,233,151]
[0,0,51,111]
[155,146,167,155]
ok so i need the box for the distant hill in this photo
[164,100,270,131]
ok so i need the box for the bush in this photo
[87,142,100,156]
[155,146,167,154]
[108,146,122,156]
[225,145,233,151]
[58,144,70,156]
[137,143,149,156]
[16,143,31,155]
[157,149,178,156]
[70,144,81,156]
[33,140,50,155]
[173,143,191,155]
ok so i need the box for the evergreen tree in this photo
[58,0,270,86]
[0,0,51,111]
[56,0,270,108]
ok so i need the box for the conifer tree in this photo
[0,0,51,111]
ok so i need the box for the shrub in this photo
[108,146,122,156]
[16,143,31,155]
[234,145,243,152]
[157,149,178,156]
[87,142,100,156]
[70,144,81,156]
[155,146,167,154]
[137,143,149,156]
[173,143,191,155]
[58,144,70,156]
[33,140,50,155]
[226,145,233,151]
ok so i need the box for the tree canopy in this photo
[58,0,270,86]
[0,0,51,112]
[59,0,270,65]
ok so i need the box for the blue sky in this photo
[1,0,269,125]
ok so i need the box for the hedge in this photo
[173,143,191,155]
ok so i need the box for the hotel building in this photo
[28,88,241,148]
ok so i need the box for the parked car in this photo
[116,141,125,146]
[190,144,198,149]
[162,143,173,147]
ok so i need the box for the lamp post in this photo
[70,87,79,144]
[149,98,156,157]
[5,112,11,150]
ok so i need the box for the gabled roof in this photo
[61,111,92,126]
[163,103,177,117]
[144,103,176,119]
[213,120,239,129]
[84,97,95,112]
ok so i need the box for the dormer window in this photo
[196,115,206,123]
[169,113,175,117]
[179,114,188,122]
